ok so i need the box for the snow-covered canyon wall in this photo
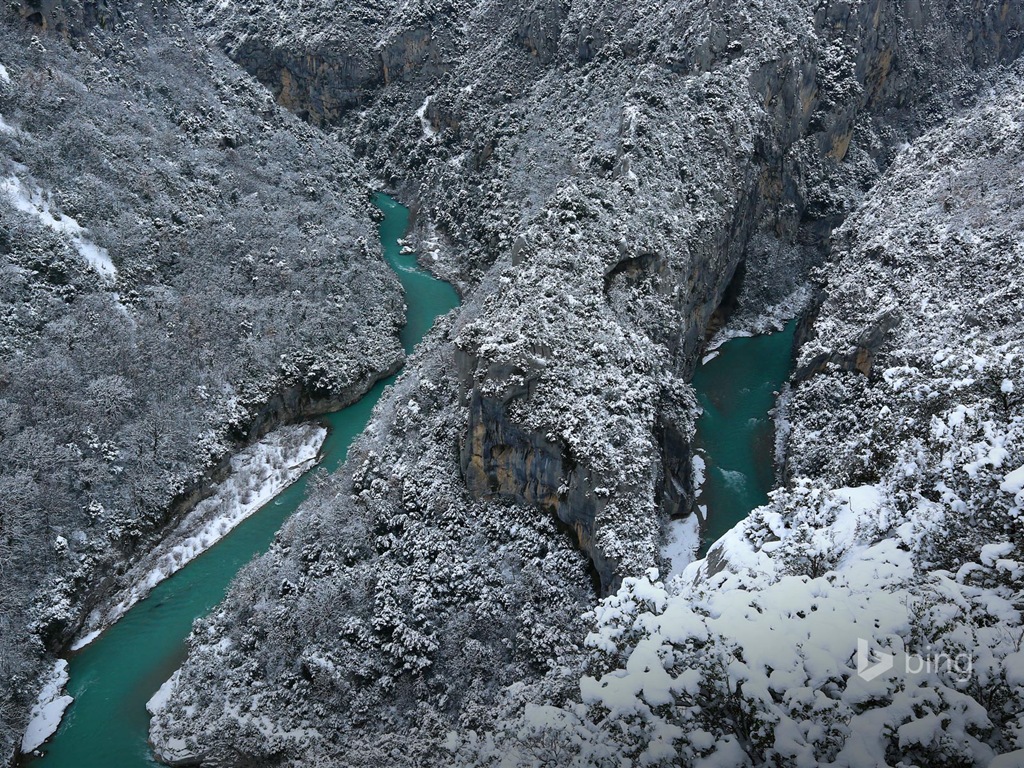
[189,0,1023,589]
[0,0,405,758]
[143,1,1024,765]
[452,61,1024,768]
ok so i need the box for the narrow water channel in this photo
[692,320,797,553]
[25,193,459,768]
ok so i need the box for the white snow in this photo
[980,542,1015,566]
[832,484,884,533]
[691,453,706,495]
[72,629,102,650]
[583,530,974,765]
[992,751,1024,768]
[0,114,17,135]
[662,514,700,579]
[72,423,327,649]
[1004,651,1024,687]
[0,63,9,84]
[415,96,437,139]
[1,175,117,283]
[21,660,73,754]
[147,670,181,716]
[1000,464,1024,495]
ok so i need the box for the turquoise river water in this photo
[692,320,797,553]
[26,193,459,768]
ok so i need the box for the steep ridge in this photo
[143,0,1024,765]
[189,0,1024,590]
[450,62,1024,767]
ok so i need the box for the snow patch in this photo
[1,175,117,283]
[72,423,327,649]
[1000,464,1024,495]
[20,660,73,754]
[833,484,884,514]
[992,751,1024,768]
[662,515,700,580]
[0,63,9,84]
[147,670,181,716]
[416,96,437,139]
[72,630,101,650]
[691,453,706,495]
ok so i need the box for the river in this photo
[25,193,459,768]
[691,320,797,553]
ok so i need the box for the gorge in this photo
[22,195,459,767]
[3,1,1024,766]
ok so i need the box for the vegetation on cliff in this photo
[452,63,1024,767]
[149,1,1024,765]
[0,2,402,755]
[5,0,1024,765]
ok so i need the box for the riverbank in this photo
[16,425,329,759]
[71,423,329,652]
[20,194,460,768]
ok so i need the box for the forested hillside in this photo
[147,0,1024,766]
[4,0,1024,765]
[447,62,1024,768]
[0,2,404,756]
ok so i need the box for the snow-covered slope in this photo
[187,0,1024,594]
[150,318,596,766]
[149,1,1024,766]
[450,63,1024,767]
[0,1,404,757]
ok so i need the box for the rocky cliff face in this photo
[12,0,119,34]
[461,385,619,590]
[185,0,1024,592]
[140,1,1024,765]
